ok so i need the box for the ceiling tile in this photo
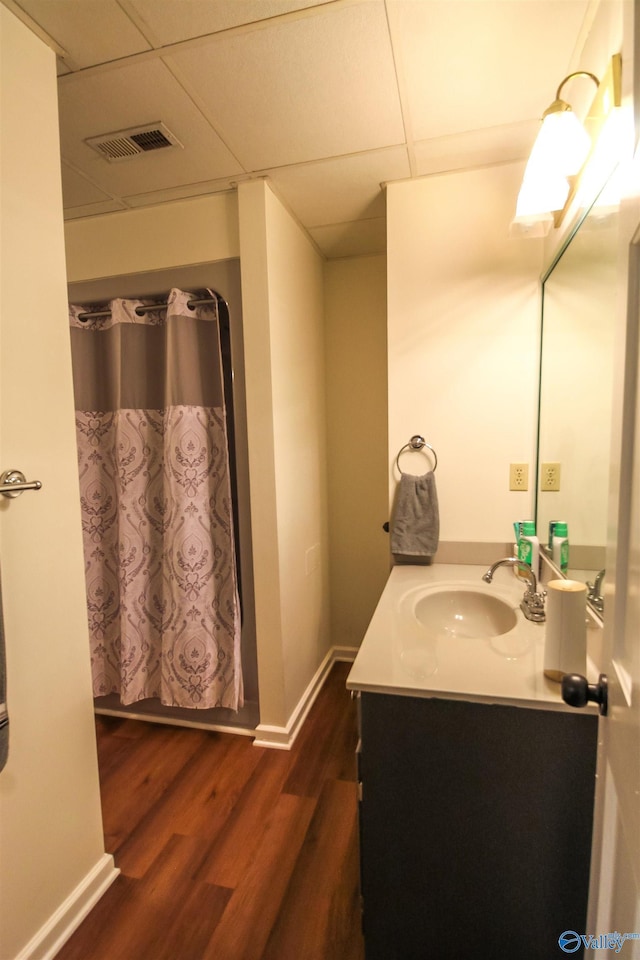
[413,120,539,177]
[58,60,244,196]
[309,217,387,259]
[390,0,591,141]
[126,0,335,46]
[14,0,151,68]
[61,163,113,206]
[166,2,404,170]
[267,147,409,228]
[17,0,592,258]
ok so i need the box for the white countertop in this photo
[346,563,599,712]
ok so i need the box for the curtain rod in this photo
[76,293,221,323]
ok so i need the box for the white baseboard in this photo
[331,645,360,662]
[15,853,119,960]
[252,645,358,750]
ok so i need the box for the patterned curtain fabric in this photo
[0,575,8,771]
[69,289,243,711]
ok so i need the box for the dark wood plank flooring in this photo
[55,662,364,960]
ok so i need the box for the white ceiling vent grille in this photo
[85,123,183,162]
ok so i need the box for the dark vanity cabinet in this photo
[357,691,598,960]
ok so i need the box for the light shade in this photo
[511,67,607,235]
[530,104,592,177]
[515,168,570,218]
[513,100,591,223]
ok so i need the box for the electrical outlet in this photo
[509,463,529,491]
[540,462,561,491]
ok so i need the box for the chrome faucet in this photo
[586,568,605,614]
[482,557,546,623]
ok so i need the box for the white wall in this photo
[239,180,331,731]
[0,10,115,959]
[387,163,544,545]
[324,255,390,649]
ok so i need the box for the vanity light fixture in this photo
[511,54,622,237]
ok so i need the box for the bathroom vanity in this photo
[347,563,598,960]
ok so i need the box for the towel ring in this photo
[395,435,438,474]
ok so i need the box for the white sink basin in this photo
[413,588,518,640]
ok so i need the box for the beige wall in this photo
[0,10,114,958]
[387,163,544,544]
[239,180,331,728]
[324,255,390,649]
[264,187,331,720]
[65,191,239,279]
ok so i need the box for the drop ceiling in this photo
[3,0,592,258]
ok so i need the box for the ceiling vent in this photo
[85,122,183,162]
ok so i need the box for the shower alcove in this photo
[68,258,259,734]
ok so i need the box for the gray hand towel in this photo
[391,471,439,565]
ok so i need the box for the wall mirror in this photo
[536,175,620,612]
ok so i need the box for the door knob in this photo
[561,673,608,716]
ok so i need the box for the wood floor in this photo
[55,661,365,960]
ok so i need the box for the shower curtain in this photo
[69,289,243,711]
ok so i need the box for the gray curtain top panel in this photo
[70,303,224,412]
